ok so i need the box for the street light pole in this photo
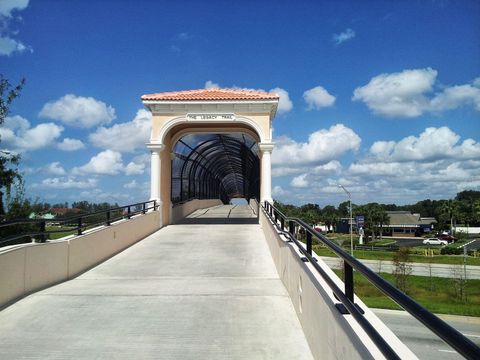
[338,184,353,256]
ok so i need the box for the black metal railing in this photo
[0,200,158,247]
[262,201,480,360]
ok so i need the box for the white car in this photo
[423,238,448,246]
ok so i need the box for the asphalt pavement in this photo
[320,256,480,279]
[373,308,480,360]
[464,239,480,250]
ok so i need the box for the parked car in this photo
[437,234,457,242]
[423,238,448,246]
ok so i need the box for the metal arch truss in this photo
[171,134,260,204]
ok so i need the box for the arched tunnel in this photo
[171,133,260,204]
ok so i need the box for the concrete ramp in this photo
[0,205,313,359]
[178,203,259,224]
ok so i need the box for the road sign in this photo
[356,215,364,228]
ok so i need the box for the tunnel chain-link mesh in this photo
[171,133,260,204]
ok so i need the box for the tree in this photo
[322,205,338,232]
[358,203,388,241]
[377,208,390,241]
[299,203,322,226]
[0,75,25,217]
[392,248,412,293]
[440,199,460,234]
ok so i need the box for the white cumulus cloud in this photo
[0,0,29,17]
[353,68,480,117]
[205,80,220,88]
[124,180,139,189]
[312,160,342,174]
[0,35,31,56]
[0,115,63,153]
[353,68,436,117]
[272,185,288,197]
[272,124,361,166]
[57,138,85,151]
[270,87,293,114]
[303,86,336,110]
[33,177,98,190]
[291,174,309,188]
[429,84,480,112]
[73,150,124,175]
[124,161,145,175]
[39,94,116,128]
[73,150,146,176]
[44,162,66,176]
[0,0,31,56]
[332,28,355,45]
[369,127,480,162]
[89,109,151,152]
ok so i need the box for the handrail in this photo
[0,200,158,247]
[262,201,480,360]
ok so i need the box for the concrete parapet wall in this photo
[171,199,223,223]
[0,211,160,308]
[259,209,417,360]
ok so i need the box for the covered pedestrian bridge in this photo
[142,88,275,225]
[0,88,478,360]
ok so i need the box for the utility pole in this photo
[338,184,353,256]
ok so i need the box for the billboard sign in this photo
[356,215,364,228]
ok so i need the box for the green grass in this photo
[333,270,480,317]
[313,244,480,266]
[46,225,77,240]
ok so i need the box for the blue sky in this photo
[1,0,479,206]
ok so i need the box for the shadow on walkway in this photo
[177,204,259,225]
[177,217,259,225]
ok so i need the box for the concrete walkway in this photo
[178,203,259,224]
[0,205,312,359]
[320,256,480,279]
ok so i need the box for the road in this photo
[320,256,480,279]
[464,239,480,250]
[382,238,480,249]
[373,308,480,360]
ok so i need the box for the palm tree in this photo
[440,199,459,234]
[378,209,390,241]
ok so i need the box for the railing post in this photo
[306,231,312,255]
[289,220,295,236]
[127,206,131,219]
[142,202,146,214]
[344,261,354,302]
[153,200,157,211]
[280,217,285,231]
[106,210,111,226]
[274,209,278,224]
[39,220,46,243]
[77,217,82,236]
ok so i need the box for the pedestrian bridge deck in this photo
[0,205,313,359]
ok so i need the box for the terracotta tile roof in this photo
[141,88,279,101]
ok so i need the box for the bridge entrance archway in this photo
[142,88,279,226]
